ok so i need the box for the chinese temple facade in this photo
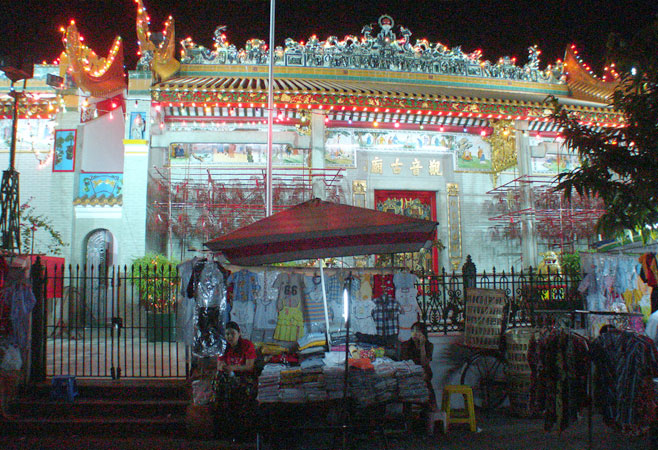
[0,5,621,271]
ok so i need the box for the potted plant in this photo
[132,253,179,342]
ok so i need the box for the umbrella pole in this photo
[318,259,331,347]
[341,272,353,450]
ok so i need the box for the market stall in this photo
[186,198,438,445]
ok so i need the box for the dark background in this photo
[1,0,657,73]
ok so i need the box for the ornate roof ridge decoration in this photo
[136,0,180,81]
[179,15,565,84]
[563,45,618,103]
[59,22,126,97]
[152,76,624,125]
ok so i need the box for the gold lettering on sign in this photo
[410,158,423,176]
[446,183,463,270]
[391,158,403,174]
[371,157,383,174]
[352,180,367,207]
[429,159,442,176]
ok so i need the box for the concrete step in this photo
[2,379,192,438]
[8,398,188,419]
[1,415,187,437]
[24,379,189,401]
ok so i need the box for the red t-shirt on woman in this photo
[218,337,257,373]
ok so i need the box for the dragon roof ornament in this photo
[179,16,565,84]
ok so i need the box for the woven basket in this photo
[504,327,536,377]
[507,375,536,418]
[464,288,507,349]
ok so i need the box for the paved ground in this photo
[1,408,654,450]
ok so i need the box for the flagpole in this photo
[266,0,275,217]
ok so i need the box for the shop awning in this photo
[204,198,438,265]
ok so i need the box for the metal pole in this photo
[265,0,275,217]
[9,85,21,171]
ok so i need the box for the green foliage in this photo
[131,253,179,311]
[549,19,658,242]
[559,252,581,276]
[19,199,67,256]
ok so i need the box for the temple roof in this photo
[150,65,623,127]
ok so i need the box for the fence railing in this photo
[417,266,584,334]
[35,263,186,379]
[32,260,582,378]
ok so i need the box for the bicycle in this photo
[457,288,513,410]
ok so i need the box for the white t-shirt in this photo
[395,272,420,341]
[253,270,280,329]
[350,299,377,335]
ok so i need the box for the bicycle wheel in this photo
[460,351,508,410]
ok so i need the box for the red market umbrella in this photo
[204,198,438,265]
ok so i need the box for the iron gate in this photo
[38,263,188,379]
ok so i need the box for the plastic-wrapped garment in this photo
[188,261,227,309]
[187,260,228,357]
[192,306,226,358]
[176,258,198,345]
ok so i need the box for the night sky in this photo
[1,0,657,73]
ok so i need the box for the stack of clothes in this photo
[347,358,378,407]
[395,361,430,403]
[297,332,327,363]
[300,356,327,401]
[257,363,284,403]
[279,367,305,403]
[372,358,398,403]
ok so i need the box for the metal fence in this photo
[32,259,582,378]
[34,262,187,379]
[417,264,583,334]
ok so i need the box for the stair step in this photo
[9,398,188,418]
[24,379,189,401]
[1,416,187,437]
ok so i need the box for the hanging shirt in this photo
[227,269,261,304]
[273,273,306,309]
[303,275,327,324]
[273,273,306,342]
[350,298,377,335]
[360,273,373,300]
[230,299,256,337]
[371,295,402,336]
[372,274,395,299]
[395,272,420,341]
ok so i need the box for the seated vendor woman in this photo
[400,321,436,410]
[217,321,257,376]
[214,322,257,440]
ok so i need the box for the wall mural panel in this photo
[326,128,489,173]
[0,118,55,151]
[53,129,76,172]
[170,143,308,166]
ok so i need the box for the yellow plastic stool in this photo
[441,385,477,432]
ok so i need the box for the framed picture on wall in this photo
[53,129,76,172]
[129,112,146,140]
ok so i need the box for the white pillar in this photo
[515,120,538,269]
[310,111,326,199]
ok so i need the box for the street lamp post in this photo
[0,65,32,253]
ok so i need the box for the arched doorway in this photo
[84,229,114,325]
